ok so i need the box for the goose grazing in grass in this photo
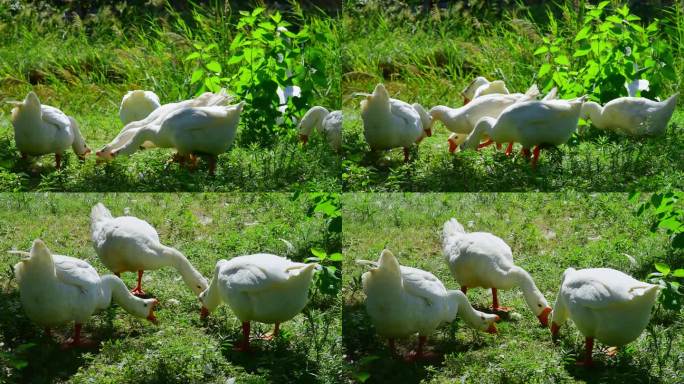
[442,219,551,326]
[460,96,586,168]
[551,268,660,366]
[90,203,208,297]
[97,89,233,159]
[119,90,161,125]
[359,84,430,162]
[12,239,158,347]
[461,77,510,104]
[356,249,499,361]
[8,91,90,169]
[108,102,245,175]
[199,254,318,352]
[433,85,539,153]
[298,106,343,152]
[581,93,678,137]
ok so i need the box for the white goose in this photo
[90,203,208,296]
[97,89,233,158]
[442,219,552,326]
[551,268,660,366]
[109,102,245,175]
[359,84,431,162]
[460,97,586,167]
[8,91,90,169]
[12,239,158,347]
[472,80,510,100]
[356,249,499,360]
[581,93,678,137]
[431,85,539,153]
[199,254,318,351]
[298,106,343,152]
[119,90,161,125]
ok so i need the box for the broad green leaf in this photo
[533,46,549,55]
[271,12,282,23]
[184,52,200,61]
[574,26,591,42]
[672,232,684,249]
[655,262,671,276]
[206,61,222,74]
[329,253,343,262]
[311,248,327,259]
[658,217,682,232]
[190,69,204,84]
[598,1,610,9]
[672,269,684,278]
[538,63,551,78]
[227,55,243,65]
[573,47,591,57]
[606,15,623,24]
[554,55,570,65]
[251,7,264,17]
[356,372,370,383]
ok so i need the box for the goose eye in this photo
[197,285,201,289]
[538,303,542,307]
[144,303,148,307]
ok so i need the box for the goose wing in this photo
[53,255,100,291]
[400,266,446,306]
[41,105,71,130]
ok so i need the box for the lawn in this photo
[0,1,341,192]
[340,1,684,192]
[0,193,342,383]
[342,192,683,383]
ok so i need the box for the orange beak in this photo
[486,323,498,334]
[299,134,308,145]
[448,139,457,153]
[200,306,209,320]
[537,307,552,327]
[147,299,159,324]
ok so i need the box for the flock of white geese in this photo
[12,203,319,351]
[6,89,342,174]
[356,218,660,365]
[358,77,679,166]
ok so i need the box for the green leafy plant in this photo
[185,42,228,94]
[534,1,674,102]
[302,192,342,297]
[647,262,684,311]
[631,191,683,310]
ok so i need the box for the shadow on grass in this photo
[343,301,494,384]
[341,123,684,192]
[556,337,665,384]
[0,135,342,192]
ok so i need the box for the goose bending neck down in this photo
[356,250,498,361]
[550,268,660,366]
[13,239,158,347]
[442,218,551,326]
[90,203,208,297]
[199,255,318,352]
[460,97,585,168]
[298,106,343,152]
[580,93,678,137]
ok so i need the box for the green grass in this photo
[0,2,341,192]
[340,1,684,191]
[342,192,683,383]
[0,193,342,383]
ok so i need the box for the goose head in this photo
[134,298,160,324]
[461,77,489,105]
[447,133,466,153]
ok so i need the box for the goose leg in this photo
[208,155,217,176]
[505,142,514,156]
[576,337,594,366]
[234,321,251,352]
[491,288,512,312]
[131,270,146,296]
[260,322,280,340]
[521,147,531,160]
[477,139,494,150]
[406,335,437,361]
[531,145,541,169]
[55,153,62,169]
[63,323,95,348]
[403,147,410,163]
[388,338,396,355]
[461,286,468,294]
